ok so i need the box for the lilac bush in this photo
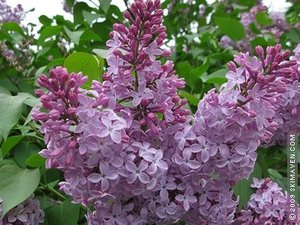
[234,178,300,225]
[0,196,44,225]
[32,0,300,224]
[220,2,290,52]
[0,1,33,72]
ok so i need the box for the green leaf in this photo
[99,0,112,14]
[14,141,41,168]
[233,164,262,209]
[176,61,203,93]
[179,91,199,106]
[176,61,192,81]
[93,48,108,59]
[37,26,62,46]
[39,15,52,26]
[64,52,104,88]
[256,12,273,26]
[201,68,228,84]
[250,37,268,48]
[1,135,24,157]
[80,29,102,42]
[0,165,40,216]
[44,199,80,225]
[190,58,210,77]
[82,11,104,23]
[73,2,92,25]
[214,17,245,41]
[45,58,65,71]
[64,27,84,45]
[1,22,24,35]
[268,168,283,179]
[0,87,10,95]
[23,94,39,107]
[285,28,300,43]
[0,31,11,41]
[36,195,57,210]
[0,93,31,141]
[249,23,261,34]
[26,153,45,168]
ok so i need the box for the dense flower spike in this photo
[271,44,300,144]
[234,178,300,225]
[34,0,190,223]
[0,196,44,225]
[33,0,300,224]
[220,2,290,52]
[173,44,299,193]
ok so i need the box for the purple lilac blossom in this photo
[33,0,300,224]
[0,196,44,225]
[234,178,300,225]
[0,0,24,23]
[33,0,190,223]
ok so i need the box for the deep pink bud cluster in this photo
[270,44,300,144]
[234,178,300,225]
[0,196,44,225]
[32,67,87,169]
[220,2,290,52]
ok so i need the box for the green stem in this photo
[39,183,66,201]
[20,115,43,138]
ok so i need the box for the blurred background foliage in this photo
[0,0,299,224]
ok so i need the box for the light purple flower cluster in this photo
[177,44,298,186]
[33,0,300,224]
[170,44,300,223]
[33,0,192,223]
[0,0,24,24]
[234,178,300,225]
[0,196,44,225]
[223,44,300,146]
[220,2,289,52]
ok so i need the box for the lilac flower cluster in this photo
[167,46,287,224]
[0,196,44,225]
[33,0,191,223]
[234,178,300,225]
[271,44,300,145]
[33,0,300,224]
[0,0,24,24]
[181,44,299,184]
[220,2,289,52]
[223,44,300,146]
